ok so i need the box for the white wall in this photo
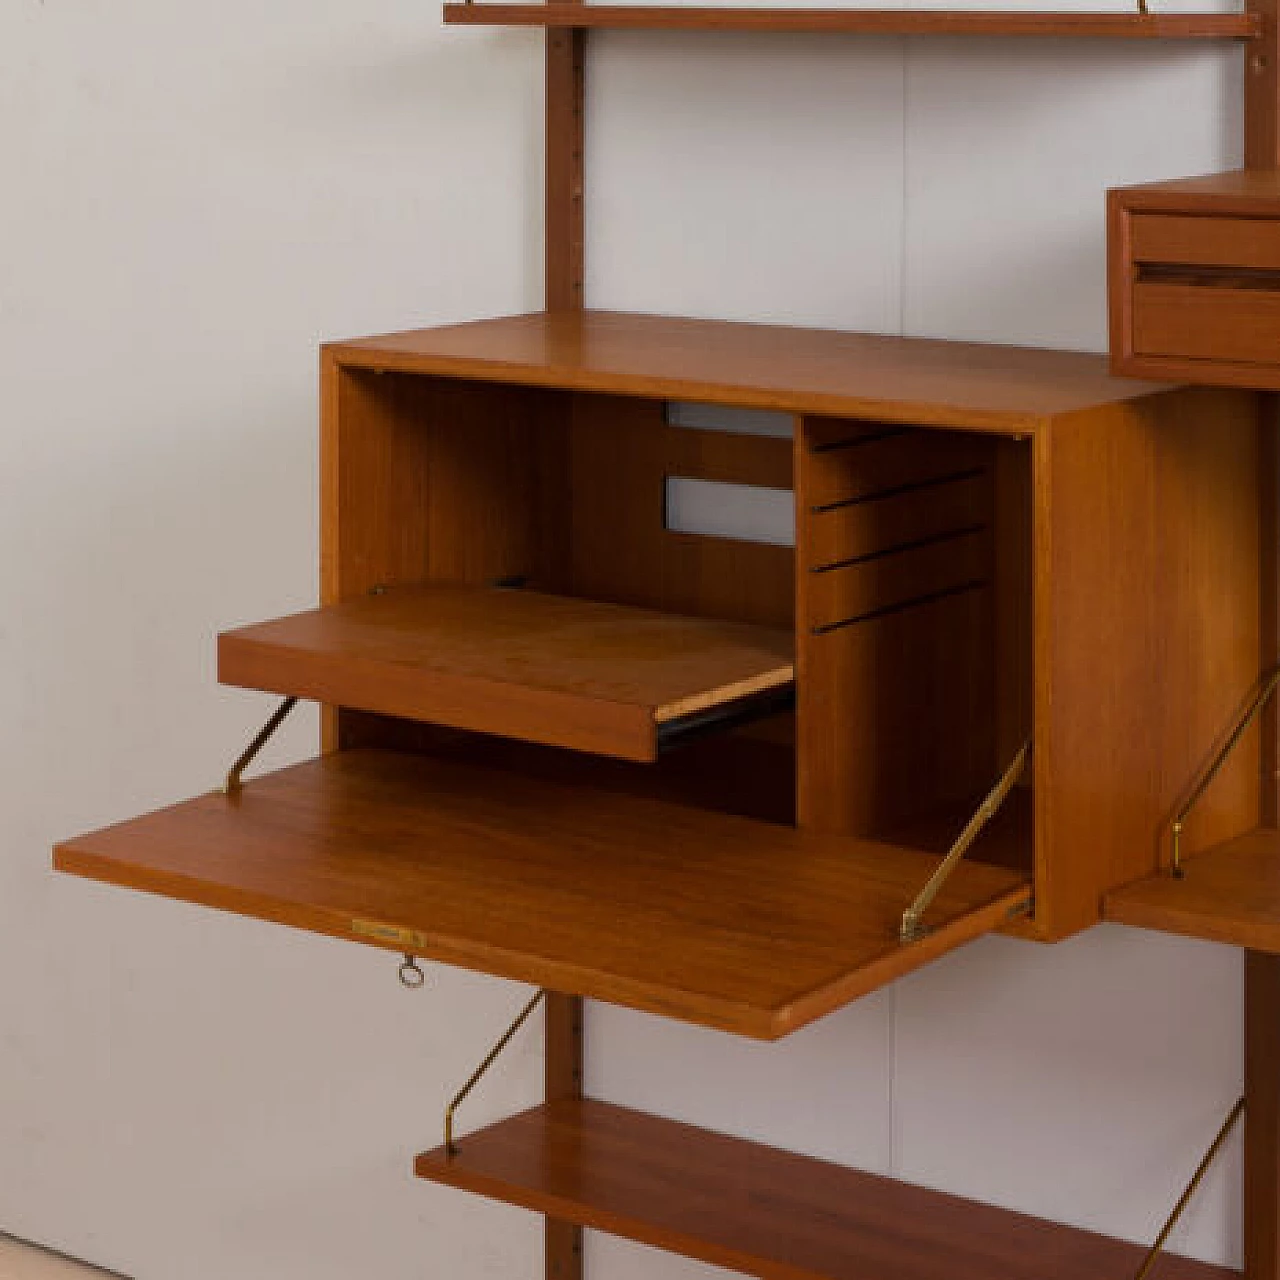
[0,4,1249,1277]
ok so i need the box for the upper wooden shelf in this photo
[417,1098,1236,1280]
[442,4,1260,37]
[1105,828,1280,951]
[326,309,1172,435]
[219,584,795,763]
[54,749,1030,1039]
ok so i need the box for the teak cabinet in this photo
[49,4,1280,1279]
[58,310,1268,1032]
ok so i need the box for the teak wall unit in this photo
[49,3,1280,1279]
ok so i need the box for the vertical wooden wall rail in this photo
[1244,0,1280,1269]
[1247,952,1280,1280]
[545,16,586,1280]
[545,993,585,1280]
[546,27,586,311]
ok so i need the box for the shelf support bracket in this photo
[899,739,1031,944]
[1134,1096,1245,1280]
[445,989,545,1155]
[223,696,299,796]
[1171,664,1280,878]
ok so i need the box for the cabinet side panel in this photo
[1157,388,1264,859]
[320,358,571,751]
[1035,389,1262,939]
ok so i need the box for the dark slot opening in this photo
[810,467,986,516]
[811,523,988,575]
[810,579,987,636]
[1137,261,1280,291]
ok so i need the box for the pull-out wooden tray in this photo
[54,750,1029,1038]
[416,1099,1235,1280]
[1105,828,1280,951]
[219,585,795,763]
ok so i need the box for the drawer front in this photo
[1130,213,1280,272]
[1133,282,1280,365]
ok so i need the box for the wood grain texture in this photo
[808,528,989,633]
[1246,0,1280,169]
[567,393,794,629]
[545,27,584,312]
[327,311,1173,434]
[1131,213,1280,270]
[416,1098,1239,1280]
[444,3,1260,38]
[545,22,586,1275]
[1111,170,1280,214]
[1030,389,1263,939]
[53,750,1028,1040]
[219,583,794,763]
[1108,172,1280,386]
[1134,284,1280,365]
[318,362,572,752]
[796,418,999,841]
[1105,829,1280,949]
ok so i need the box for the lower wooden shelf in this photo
[416,1098,1236,1280]
[53,749,1029,1039]
[1105,827,1280,951]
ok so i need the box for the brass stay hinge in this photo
[444,989,545,1155]
[900,739,1032,944]
[222,696,300,796]
[1133,1097,1244,1280]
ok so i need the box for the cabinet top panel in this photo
[326,310,1173,434]
[1112,167,1280,216]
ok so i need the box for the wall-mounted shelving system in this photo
[49,1,1280,1278]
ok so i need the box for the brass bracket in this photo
[1133,1097,1244,1280]
[223,696,299,795]
[1171,664,1280,878]
[900,739,1031,944]
[444,989,545,1155]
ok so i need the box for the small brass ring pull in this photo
[399,954,426,989]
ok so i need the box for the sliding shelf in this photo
[54,749,1029,1039]
[441,5,1261,37]
[1105,828,1280,951]
[219,584,794,763]
[417,1098,1236,1280]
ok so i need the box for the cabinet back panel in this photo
[567,392,795,629]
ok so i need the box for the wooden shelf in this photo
[54,749,1030,1039]
[1105,828,1280,951]
[443,4,1261,37]
[327,309,1172,435]
[219,584,794,763]
[416,1098,1237,1280]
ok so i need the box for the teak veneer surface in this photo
[443,4,1260,37]
[53,750,1029,1039]
[416,1099,1238,1280]
[1114,168,1280,215]
[1106,829,1280,951]
[326,311,1170,433]
[219,584,794,763]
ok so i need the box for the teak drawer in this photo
[1109,170,1280,388]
